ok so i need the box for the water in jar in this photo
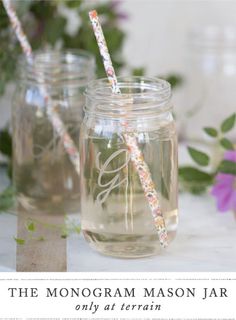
[12,97,82,215]
[80,120,178,258]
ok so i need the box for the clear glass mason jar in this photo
[12,50,95,214]
[80,76,178,258]
[181,26,236,141]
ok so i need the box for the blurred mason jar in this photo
[179,26,236,141]
[12,49,95,215]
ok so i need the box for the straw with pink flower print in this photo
[89,10,168,248]
[2,0,81,176]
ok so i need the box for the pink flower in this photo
[110,0,129,21]
[212,150,236,213]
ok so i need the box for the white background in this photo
[122,0,236,75]
[0,272,235,318]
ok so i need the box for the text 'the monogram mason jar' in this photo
[12,50,95,215]
[80,77,178,258]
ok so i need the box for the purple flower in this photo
[110,0,129,21]
[212,150,236,213]
[110,0,123,10]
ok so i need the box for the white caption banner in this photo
[0,272,235,319]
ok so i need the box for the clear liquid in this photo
[13,103,82,215]
[80,121,178,258]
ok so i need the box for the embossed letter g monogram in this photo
[96,149,130,204]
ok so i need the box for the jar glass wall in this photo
[182,26,236,141]
[12,50,95,214]
[80,76,178,258]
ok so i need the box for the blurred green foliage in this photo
[0,0,184,213]
[0,0,126,95]
[179,112,236,194]
[0,0,127,212]
[0,0,183,97]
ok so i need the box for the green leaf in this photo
[65,0,82,8]
[162,74,183,89]
[179,166,213,183]
[132,67,146,77]
[26,221,35,232]
[220,138,234,150]
[187,186,207,194]
[29,0,55,19]
[61,225,69,238]
[187,147,210,166]
[14,237,25,245]
[179,166,213,194]
[0,2,10,28]
[0,128,12,157]
[44,16,66,45]
[221,113,236,133]
[73,225,81,234]
[0,79,6,96]
[218,160,236,175]
[0,185,15,212]
[203,127,218,137]
[7,161,13,180]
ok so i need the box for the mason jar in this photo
[12,50,95,214]
[80,76,178,258]
[181,26,236,141]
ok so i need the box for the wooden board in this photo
[16,208,67,272]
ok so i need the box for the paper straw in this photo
[89,10,168,248]
[3,0,80,175]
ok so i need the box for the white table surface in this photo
[0,146,236,272]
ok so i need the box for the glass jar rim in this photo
[84,76,172,119]
[18,49,95,86]
[85,76,171,100]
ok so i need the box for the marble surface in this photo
[0,165,236,272]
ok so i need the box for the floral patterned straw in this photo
[2,0,81,175]
[89,10,168,248]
